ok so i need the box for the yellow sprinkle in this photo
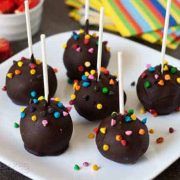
[103,144,109,151]
[85,34,90,40]
[20,107,25,112]
[92,164,100,171]
[140,107,146,114]
[36,60,41,65]
[79,29,84,34]
[92,33,97,37]
[177,77,180,84]
[163,65,169,71]
[88,133,95,139]
[7,73,13,79]
[90,69,96,75]
[54,97,60,102]
[30,69,36,75]
[149,129,154,134]
[131,114,137,120]
[31,115,37,122]
[139,129,145,135]
[97,103,103,110]
[62,43,67,49]
[70,94,76,100]
[38,96,44,101]
[164,74,171,80]
[73,82,78,90]
[163,60,168,65]
[100,127,106,134]
[84,72,89,76]
[115,135,122,141]
[84,61,91,67]
[17,61,23,67]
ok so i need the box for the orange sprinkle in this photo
[158,80,164,86]
[139,129,145,135]
[15,70,21,75]
[149,129,154,134]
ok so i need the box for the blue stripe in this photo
[151,0,177,26]
[121,0,152,32]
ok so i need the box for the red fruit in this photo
[0,0,16,14]
[14,0,24,6]
[15,0,40,14]
[0,39,12,63]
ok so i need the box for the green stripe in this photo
[109,0,136,34]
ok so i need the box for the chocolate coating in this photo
[96,112,149,164]
[137,64,180,115]
[63,31,110,80]
[73,69,126,121]
[6,57,57,106]
[20,98,73,156]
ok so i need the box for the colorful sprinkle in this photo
[121,140,127,146]
[158,80,164,86]
[30,69,36,75]
[169,127,174,133]
[35,60,41,65]
[125,116,131,122]
[140,107,146,114]
[33,99,38,104]
[156,137,164,144]
[15,69,21,75]
[131,114,136,120]
[90,69,96,75]
[100,127,106,134]
[88,74,94,80]
[31,115,37,122]
[29,63,36,69]
[42,120,48,127]
[14,122,19,128]
[154,74,159,79]
[141,72,147,79]
[102,87,109,94]
[72,32,80,40]
[70,94,76,100]
[109,79,115,85]
[83,162,89,167]
[93,127,99,134]
[148,67,155,72]
[177,77,180,84]
[30,91,37,98]
[2,86,7,91]
[111,119,116,126]
[164,74,171,80]
[54,112,60,119]
[84,61,91,67]
[163,65,169,71]
[96,103,103,110]
[66,106,72,112]
[63,111,69,117]
[62,43,67,49]
[21,112,26,119]
[82,75,88,81]
[20,107,25,112]
[82,82,90,88]
[38,96,44,101]
[144,81,151,88]
[125,130,132,136]
[146,64,151,68]
[79,29,84,34]
[88,48,94,54]
[88,133,95,139]
[170,67,177,74]
[78,65,84,72]
[139,129,145,135]
[92,164,100,171]
[149,129,154,134]
[7,73,13,79]
[74,164,80,171]
[141,118,147,124]
[103,144,109,151]
[116,135,122,141]
[17,61,23,67]
[57,102,64,108]
[85,34,90,39]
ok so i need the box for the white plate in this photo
[0,32,179,180]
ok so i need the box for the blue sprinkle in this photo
[30,91,37,98]
[21,112,26,119]
[33,99,39,104]
[142,118,147,124]
[72,32,79,40]
[54,112,60,119]
[148,67,155,72]
[57,102,64,108]
[125,116,131,122]
[82,75,88,81]
[82,82,90,88]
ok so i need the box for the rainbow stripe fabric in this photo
[65,0,180,49]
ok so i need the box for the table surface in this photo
[0,0,179,179]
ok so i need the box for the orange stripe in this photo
[115,0,143,34]
[142,0,164,26]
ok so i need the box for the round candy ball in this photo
[96,111,149,164]
[20,97,73,156]
[71,68,126,121]
[6,57,57,105]
[137,63,180,115]
[63,30,110,80]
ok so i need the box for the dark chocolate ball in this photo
[20,97,73,156]
[71,68,126,121]
[63,30,110,80]
[96,111,149,164]
[6,57,57,106]
[137,64,180,115]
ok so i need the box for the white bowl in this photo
[0,0,44,41]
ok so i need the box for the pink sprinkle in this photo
[63,111,69,117]
[83,162,89,167]
[125,130,132,136]
[141,72,147,79]
[50,98,55,101]
[121,140,127,146]
[66,106,72,112]
[88,75,94,80]
[88,48,94,54]
[2,86,7,91]
[42,120,48,127]
[146,64,151,68]
[111,119,116,126]
[76,47,81,52]
[154,74,159,79]
[29,63,36,69]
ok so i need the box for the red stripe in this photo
[157,30,162,38]
[143,0,164,25]
[173,0,180,8]
[114,0,143,34]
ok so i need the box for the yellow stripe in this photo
[102,0,131,36]
[131,0,157,30]
[141,33,158,43]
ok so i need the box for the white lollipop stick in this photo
[41,34,49,101]
[25,0,33,57]
[85,0,89,22]
[160,0,171,73]
[97,7,104,81]
[118,52,124,115]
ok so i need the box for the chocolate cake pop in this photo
[70,68,126,121]
[20,97,73,156]
[95,110,149,164]
[63,30,110,80]
[137,63,180,116]
[6,56,57,105]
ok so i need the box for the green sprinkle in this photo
[102,87,109,94]
[68,78,73,85]
[128,109,134,115]
[170,67,177,74]
[74,164,80,171]
[14,122,19,128]
[144,81,151,88]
